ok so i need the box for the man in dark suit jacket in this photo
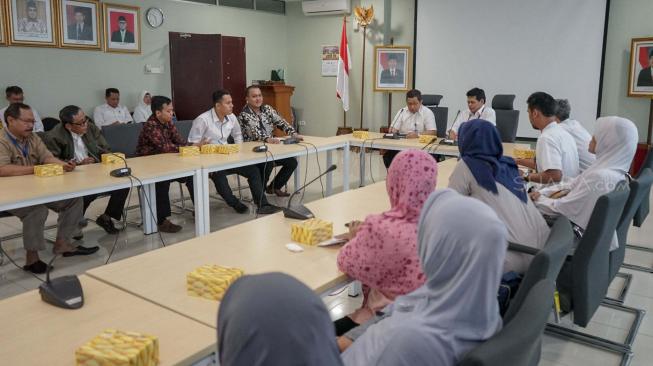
[637,49,653,87]
[110,16,134,43]
[67,8,93,41]
[380,55,404,85]
[45,105,129,235]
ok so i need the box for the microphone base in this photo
[110,167,131,177]
[39,275,84,309]
[283,205,315,220]
[283,137,301,145]
[441,139,457,146]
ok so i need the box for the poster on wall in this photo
[7,0,57,47]
[58,0,101,50]
[321,45,339,77]
[628,37,653,97]
[374,46,411,91]
[103,2,140,54]
[0,3,6,45]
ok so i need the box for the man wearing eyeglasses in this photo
[44,105,129,235]
[0,103,99,274]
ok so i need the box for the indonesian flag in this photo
[336,18,351,111]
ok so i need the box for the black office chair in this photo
[458,280,555,366]
[41,117,60,132]
[546,183,644,364]
[102,123,144,158]
[175,120,194,141]
[492,95,519,143]
[609,169,653,300]
[426,106,449,138]
[422,94,443,107]
[625,150,653,273]
[504,217,574,325]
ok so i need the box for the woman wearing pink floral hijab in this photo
[335,149,438,336]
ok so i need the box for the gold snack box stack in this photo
[187,265,244,301]
[418,135,436,144]
[34,164,64,177]
[200,144,240,155]
[101,153,126,164]
[352,130,370,140]
[75,329,159,366]
[290,218,334,245]
[513,148,536,159]
[179,146,200,157]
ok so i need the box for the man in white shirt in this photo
[449,87,496,140]
[515,92,579,185]
[93,88,133,127]
[384,89,437,168]
[189,89,280,215]
[0,86,44,132]
[555,99,595,171]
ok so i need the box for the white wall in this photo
[601,0,653,142]
[286,0,415,137]
[0,0,288,119]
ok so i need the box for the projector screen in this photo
[415,0,607,138]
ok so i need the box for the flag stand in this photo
[337,110,353,135]
[336,15,354,136]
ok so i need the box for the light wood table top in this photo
[0,275,216,366]
[344,132,529,158]
[0,154,203,211]
[86,159,458,329]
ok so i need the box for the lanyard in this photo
[468,106,485,121]
[5,131,29,158]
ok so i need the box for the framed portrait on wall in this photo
[628,37,653,97]
[7,0,57,47]
[0,1,6,45]
[102,2,140,54]
[58,0,101,50]
[373,46,412,92]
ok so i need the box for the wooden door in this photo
[221,36,247,115]
[169,32,222,120]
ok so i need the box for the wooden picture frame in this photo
[0,0,8,45]
[102,2,140,54]
[57,0,101,50]
[373,45,412,92]
[7,0,57,47]
[628,37,653,98]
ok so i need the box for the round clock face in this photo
[146,8,164,29]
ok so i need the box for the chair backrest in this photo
[422,94,443,107]
[458,280,555,366]
[175,120,194,141]
[633,150,653,227]
[492,94,519,143]
[611,169,653,280]
[567,182,630,327]
[503,217,573,324]
[41,117,60,132]
[427,106,449,138]
[101,123,144,158]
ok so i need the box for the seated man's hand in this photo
[193,138,210,147]
[79,157,96,165]
[529,191,541,201]
[292,133,304,141]
[266,137,281,144]
[406,132,419,139]
[389,127,398,133]
[337,336,353,353]
[63,160,76,172]
[448,131,457,140]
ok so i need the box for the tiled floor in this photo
[1,149,652,365]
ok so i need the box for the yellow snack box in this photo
[75,329,159,366]
[291,218,334,245]
[34,164,64,177]
[101,153,126,164]
[513,148,536,159]
[214,144,240,154]
[187,265,244,301]
[352,130,369,140]
[179,146,200,157]
[418,135,436,144]
[200,144,218,154]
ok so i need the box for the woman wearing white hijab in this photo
[218,272,343,366]
[132,90,151,123]
[532,116,638,250]
[342,189,507,366]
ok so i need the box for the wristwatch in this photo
[523,171,530,181]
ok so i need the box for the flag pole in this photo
[359,25,367,131]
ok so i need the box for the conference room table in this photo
[0,275,216,366]
[0,136,350,237]
[344,132,530,186]
[0,159,456,365]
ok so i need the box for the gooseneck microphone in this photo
[284,164,337,220]
[39,254,84,309]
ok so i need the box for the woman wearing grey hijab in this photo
[342,189,507,366]
[218,272,343,366]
